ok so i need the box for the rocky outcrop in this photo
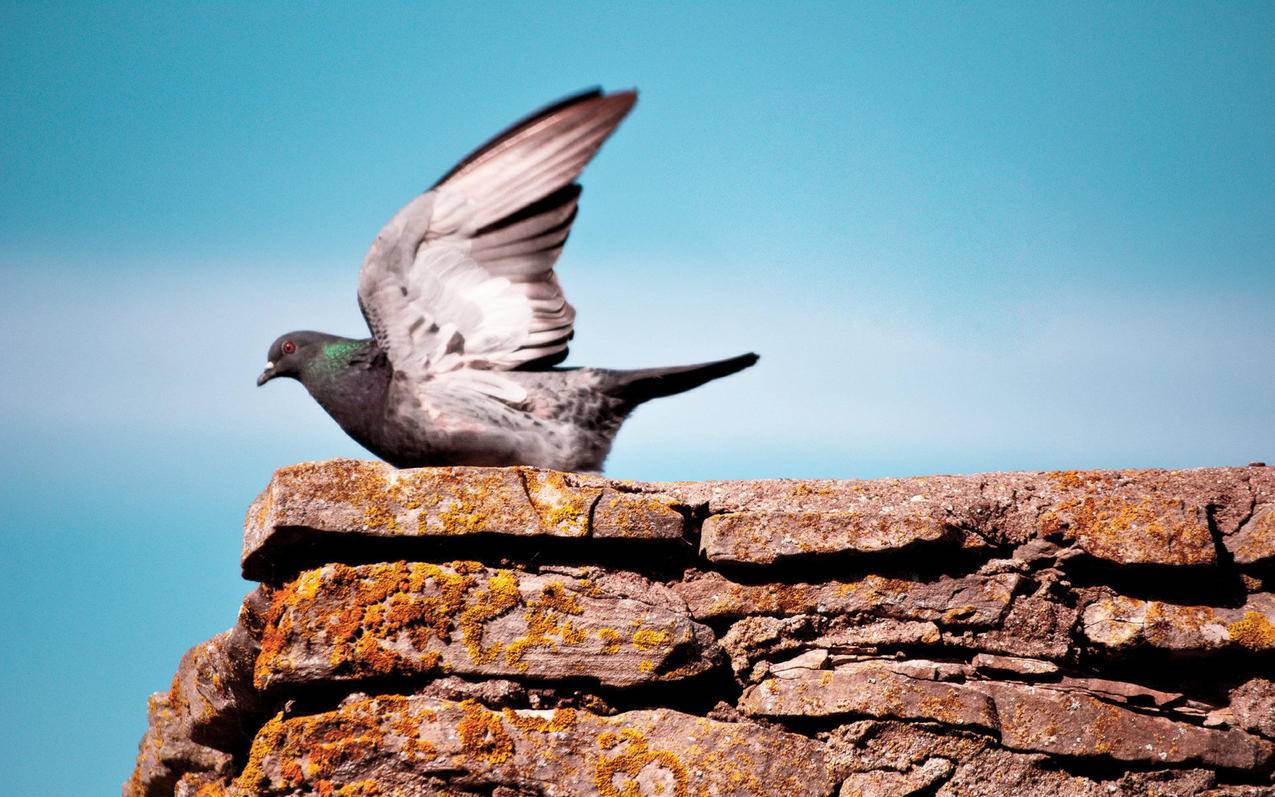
[128,460,1275,796]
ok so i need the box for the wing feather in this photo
[356,89,635,399]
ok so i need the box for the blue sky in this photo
[2,3,1273,793]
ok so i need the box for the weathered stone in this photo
[944,591,1077,660]
[700,509,959,565]
[673,570,1019,627]
[970,653,1059,678]
[125,590,268,797]
[225,695,834,797]
[124,689,234,797]
[1038,468,1260,566]
[1230,678,1275,739]
[254,561,719,690]
[817,619,941,649]
[822,720,1108,797]
[839,756,954,796]
[720,615,817,677]
[1050,676,1183,708]
[740,662,998,730]
[242,460,685,578]
[1082,592,1275,653]
[980,681,1275,770]
[1230,505,1275,566]
[770,648,830,677]
[132,465,1275,793]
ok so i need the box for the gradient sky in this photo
[3,3,1274,793]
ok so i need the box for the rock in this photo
[740,662,999,730]
[839,756,954,796]
[1230,679,1275,739]
[673,570,1020,627]
[1082,592,1275,653]
[944,591,1077,660]
[124,689,234,797]
[223,695,834,797]
[970,653,1059,678]
[242,460,686,579]
[254,561,720,690]
[1229,506,1275,567]
[124,590,268,797]
[1050,676,1183,708]
[770,648,829,677]
[817,619,942,649]
[979,681,1275,770]
[699,509,959,565]
[130,464,1275,794]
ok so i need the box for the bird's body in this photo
[258,89,757,472]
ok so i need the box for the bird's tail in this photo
[603,353,760,406]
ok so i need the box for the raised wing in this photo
[358,88,637,388]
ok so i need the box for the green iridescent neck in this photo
[322,340,367,362]
[303,339,368,381]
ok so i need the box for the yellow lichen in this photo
[457,699,515,765]
[1228,611,1275,651]
[593,728,689,797]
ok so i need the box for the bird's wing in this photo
[357,89,637,404]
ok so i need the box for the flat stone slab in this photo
[222,695,835,797]
[673,570,1019,627]
[744,663,1273,771]
[740,661,999,730]
[243,460,686,578]
[982,681,1275,771]
[245,462,1270,576]
[1082,591,1275,653]
[254,562,720,690]
[700,509,961,565]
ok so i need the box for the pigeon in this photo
[257,88,758,472]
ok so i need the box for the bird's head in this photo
[257,331,327,386]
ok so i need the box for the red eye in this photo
[282,340,296,355]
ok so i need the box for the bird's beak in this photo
[256,362,276,387]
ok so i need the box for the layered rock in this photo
[129,460,1275,796]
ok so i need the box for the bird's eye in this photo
[282,340,297,355]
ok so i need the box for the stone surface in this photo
[1082,591,1275,653]
[243,459,686,578]
[838,756,954,797]
[1230,505,1275,566]
[740,661,999,730]
[981,681,1274,770]
[131,463,1275,795]
[254,561,720,690]
[700,509,958,565]
[673,570,1019,626]
[970,653,1059,678]
[223,695,834,797]
[1231,678,1275,739]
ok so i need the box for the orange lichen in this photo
[457,699,515,765]
[593,727,689,797]
[257,561,531,686]
[1228,611,1275,651]
[1040,494,1210,565]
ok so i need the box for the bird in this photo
[256,88,758,472]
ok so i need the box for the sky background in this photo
[2,2,1273,793]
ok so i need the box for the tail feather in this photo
[604,353,759,405]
